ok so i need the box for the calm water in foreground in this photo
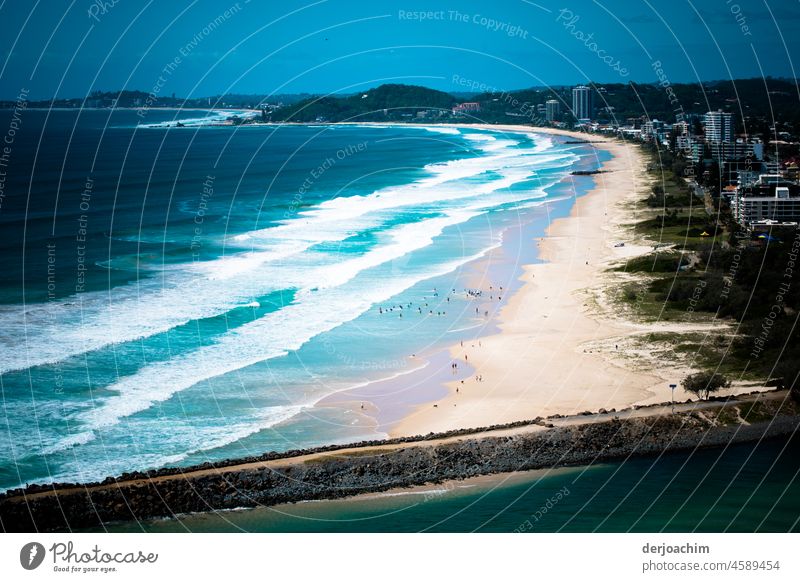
[103,434,800,533]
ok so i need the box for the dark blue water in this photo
[0,110,470,303]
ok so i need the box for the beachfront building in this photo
[672,121,690,136]
[452,102,481,115]
[572,85,592,121]
[731,174,800,226]
[704,110,734,143]
[715,139,763,162]
[545,99,561,122]
[641,119,665,139]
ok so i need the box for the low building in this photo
[732,174,800,226]
[452,102,481,115]
[672,121,690,136]
[708,139,763,163]
[751,219,799,234]
[641,119,665,141]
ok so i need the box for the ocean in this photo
[0,109,595,491]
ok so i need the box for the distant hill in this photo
[0,90,317,110]
[5,79,799,139]
[470,78,800,134]
[270,84,457,122]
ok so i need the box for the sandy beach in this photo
[321,123,744,438]
[392,126,660,436]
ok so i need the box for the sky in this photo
[1,0,799,99]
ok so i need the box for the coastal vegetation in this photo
[618,141,800,390]
[270,84,457,122]
[682,371,732,400]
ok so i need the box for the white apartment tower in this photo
[545,99,561,122]
[572,86,592,121]
[704,110,734,142]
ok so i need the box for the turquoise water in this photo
[0,111,597,490]
[102,434,800,533]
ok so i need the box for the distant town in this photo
[5,77,799,231]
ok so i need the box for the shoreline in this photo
[314,123,602,436]
[0,122,777,528]
[393,126,658,436]
[2,390,796,532]
[318,123,741,439]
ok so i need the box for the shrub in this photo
[682,371,731,400]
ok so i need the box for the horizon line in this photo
[2,75,799,103]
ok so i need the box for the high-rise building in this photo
[704,110,734,142]
[545,99,561,122]
[572,86,592,121]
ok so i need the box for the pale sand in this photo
[316,123,749,438]
[388,124,742,437]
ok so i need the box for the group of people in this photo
[465,285,503,301]
[375,283,506,320]
[374,283,508,394]
[377,301,447,317]
[452,337,487,392]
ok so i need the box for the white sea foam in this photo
[0,128,576,381]
[18,405,307,489]
[40,431,97,455]
[135,109,257,129]
[72,211,486,437]
[0,126,602,490]
[463,132,496,141]
[421,126,461,135]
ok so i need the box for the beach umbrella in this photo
[700,231,710,237]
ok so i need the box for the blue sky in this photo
[1,0,799,99]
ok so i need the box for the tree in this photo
[682,371,731,400]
